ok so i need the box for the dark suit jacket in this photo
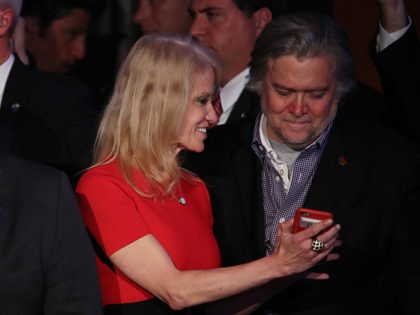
[0,154,103,314]
[186,112,420,314]
[369,24,420,143]
[225,87,261,124]
[0,57,98,184]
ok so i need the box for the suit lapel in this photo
[226,88,261,124]
[1,58,28,112]
[225,121,265,260]
[231,141,266,258]
[1,58,28,129]
[304,115,353,214]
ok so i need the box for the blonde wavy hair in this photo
[94,34,221,198]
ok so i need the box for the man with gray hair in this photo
[186,11,420,314]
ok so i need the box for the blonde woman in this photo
[76,34,340,315]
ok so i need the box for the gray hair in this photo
[0,0,22,30]
[248,11,356,99]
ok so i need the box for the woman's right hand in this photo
[270,219,341,279]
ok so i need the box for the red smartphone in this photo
[292,208,333,234]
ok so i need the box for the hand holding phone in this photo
[292,208,333,234]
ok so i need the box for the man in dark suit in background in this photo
[189,0,272,125]
[370,0,420,143]
[0,0,98,185]
[186,12,420,314]
[0,153,103,314]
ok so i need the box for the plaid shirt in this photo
[251,114,332,255]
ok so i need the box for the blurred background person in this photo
[20,0,108,111]
[0,155,103,315]
[133,0,192,35]
[21,0,104,75]
[87,0,193,110]
[0,0,98,186]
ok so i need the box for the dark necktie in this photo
[212,95,223,119]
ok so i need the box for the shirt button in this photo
[279,169,285,176]
[275,176,280,182]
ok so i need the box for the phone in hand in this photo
[292,208,333,234]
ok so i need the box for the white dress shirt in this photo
[218,68,249,125]
[377,16,412,51]
[0,54,14,108]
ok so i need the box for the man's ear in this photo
[253,7,272,36]
[0,8,14,36]
[23,16,41,35]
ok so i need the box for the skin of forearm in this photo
[378,0,408,32]
[110,234,300,311]
[158,254,293,310]
[110,220,338,311]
